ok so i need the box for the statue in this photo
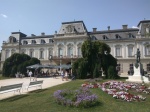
[136,48,141,63]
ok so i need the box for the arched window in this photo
[78,47,81,57]
[5,50,10,59]
[39,48,44,59]
[29,49,34,57]
[11,49,15,55]
[58,48,63,56]
[147,63,150,72]
[128,45,134,57]
[145,45,150,56]
[9,36,16,43]
[67,43,73,57]
[48,48,53,58]
[115,45,122,57]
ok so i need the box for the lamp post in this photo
[60,55,62,72]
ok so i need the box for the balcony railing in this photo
[52,55,82,59]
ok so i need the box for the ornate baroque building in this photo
[1,20,150,76]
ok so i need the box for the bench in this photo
[0,83,23,94]
[27,80,43,91]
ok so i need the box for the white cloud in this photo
[132,26,138,28]
[1,14,8,18]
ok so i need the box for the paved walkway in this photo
[0,76,70,100]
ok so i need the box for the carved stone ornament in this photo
[66,25,73,33]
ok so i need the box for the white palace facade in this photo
[1,20,150,76]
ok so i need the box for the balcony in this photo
[52,55,82,60]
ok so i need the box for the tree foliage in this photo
[72,40,118,79]
[2,53,40,77]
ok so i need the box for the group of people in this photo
[27,69,72,81]
[61,69,69,81]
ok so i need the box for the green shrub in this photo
[107,66,118,79]
[2,53,40,77]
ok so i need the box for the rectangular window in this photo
[40,51,44,59]
[78,47,81,57]
[6,51,9,58]
[129,64,133,71]
[31,40,36,44]
[49,39,54,43]
[49,50,53,56]
[147,64,150,72]
[30,51,33,57]
[116,48,121,56]
[41,40,45,44]
[145,46,150,56]
[23,41,28,45]
[116,64,121,72]
[128,47,133,57]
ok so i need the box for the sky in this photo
[0,0,150,50]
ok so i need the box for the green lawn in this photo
[0,74,10,80]
[0,79,150,112]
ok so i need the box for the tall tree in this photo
[73,40,118,79]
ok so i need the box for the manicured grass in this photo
[0,79,150,112]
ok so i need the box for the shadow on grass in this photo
[28,89,48,93]
[0,94,29,102]
[119,77,128,80]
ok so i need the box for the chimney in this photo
[41,32,45,36]
[107,26,110,30]
[93,28,97,32]
[31,34,35,36]
[122,25,128,29]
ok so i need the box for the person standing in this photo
[61,69,64,81]
[65,71,68,81]
[28,71,32,81]
[33,68,38,81]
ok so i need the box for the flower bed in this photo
[53,87,99,108]
[100,81,150,102]
[81,81,150,102]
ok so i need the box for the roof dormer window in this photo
[41,39,45,44]
[49,39,54,43]
[128,33,135,38]
[116,34,121,39]
[23,41,28,45]
[103,35,108,40]
[31,40,36,44]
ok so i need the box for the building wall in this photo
[1,20,150,76]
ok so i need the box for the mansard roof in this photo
[11,32,27,37]
[89,28,139,34]
[137,20,150,26]
[21,35,54,39]
[59,20,88,34]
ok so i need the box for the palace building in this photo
[1,20,150,76]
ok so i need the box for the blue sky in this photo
[0,0,150,50]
